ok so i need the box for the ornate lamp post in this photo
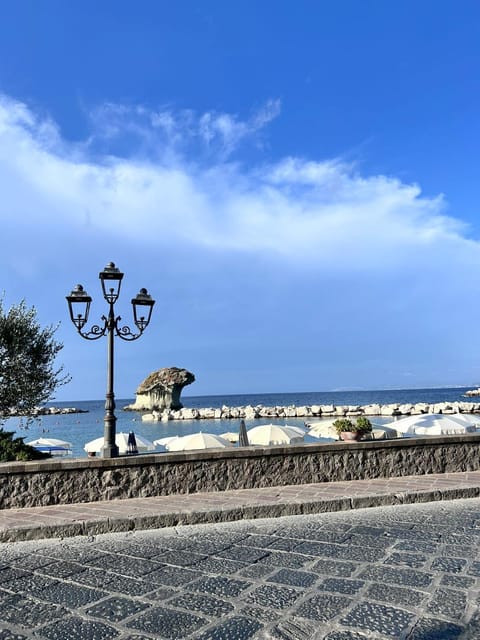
[66,262,155,458]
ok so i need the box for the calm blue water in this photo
[5,387,475,458]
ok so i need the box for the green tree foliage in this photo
[0,429,48,462]
[0,299,70,461]
[0,299,69,417]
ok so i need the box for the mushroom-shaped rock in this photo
[124,367,195,411]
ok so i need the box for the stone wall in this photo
[2,434,480,510]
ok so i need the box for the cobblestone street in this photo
[1,498,480,639]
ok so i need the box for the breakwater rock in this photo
[5,406,88,417]
[139,400,480,422]
[465,388,480,397]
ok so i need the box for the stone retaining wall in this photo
[2,435,480,509]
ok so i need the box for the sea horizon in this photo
[51,384,479,407]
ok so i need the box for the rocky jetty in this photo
[140,400,480,422]
[124,367,195,412]
[6,406,88,417]
[464,388,480,397]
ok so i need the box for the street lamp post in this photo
[66,262,155,458]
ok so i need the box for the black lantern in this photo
[132,288,155,332]
[66,285,92,330]
[99,262,124,303]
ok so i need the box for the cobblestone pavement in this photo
[2,498,480,639]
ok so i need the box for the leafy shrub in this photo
[0,429,49,462]
[333,416,373,436]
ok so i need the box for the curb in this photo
[2,485,480,543]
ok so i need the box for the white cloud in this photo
[0,93,477,278]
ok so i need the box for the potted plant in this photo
[333,417,373,441]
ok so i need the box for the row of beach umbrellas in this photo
[26,413,480,457]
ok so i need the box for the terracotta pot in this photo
[340,431,362,442]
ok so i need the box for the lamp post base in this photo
[102,444,119,458]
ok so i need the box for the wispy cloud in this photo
[86,98,281,160]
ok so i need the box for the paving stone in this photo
[358,564,433,587]
[269,617,318,639]
[0,593,67,628]
[126,606,207,638]
[295,593,352,621]
[366,582,427,607]
[318,577,364,595]
[267,568,318,588]
[258,551,314,569]
[10,554,55,570]
[154,549,207,567]
[340,602,414,637]
[407,617,465,639]
[237,564,275,579]
[0,630,29,640]
[294,541,386,563]
[86,596,151,622]
[441,574,475,588]
[188,575,251,598]
[394,539,439,554]
[2,573,59,596]
[145,565,202,586]
[38,582,107,607]
[312,559,357,577]
[441,544,476,558]
[466,561,480,577]
[195,616,262,639]
[343,533,393,549]
[239,605,281,623]
[69,567,155,595]
[0,568,31,584]
[142,587,177,602]
[215,545,269,563]
[245,584,302,609]
[168,592,234,616]
[193,557,247,575]
[38,546,104,563]
[426,587,467,620]
[266,538,303,551]
[244,534,279,548]
[39,615,118,639]
[86,554,157,577]
[323,632,371,640]
[384,551,427,568]
[430,557,468,573]
[37,560,87,578]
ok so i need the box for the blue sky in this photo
[1,1,480,400]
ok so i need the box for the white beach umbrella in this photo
[153,436,181,447]
[220,432,239,443]
[384,413,478,436]
[246,424,305,446]
[26,437,72,448]
[307,421,338,439]
[84,432,156,454]
[166,432,233,451]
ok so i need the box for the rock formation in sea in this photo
[124,367,195,411]
[464,388,480,397]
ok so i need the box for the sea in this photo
[4,386,477,458]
